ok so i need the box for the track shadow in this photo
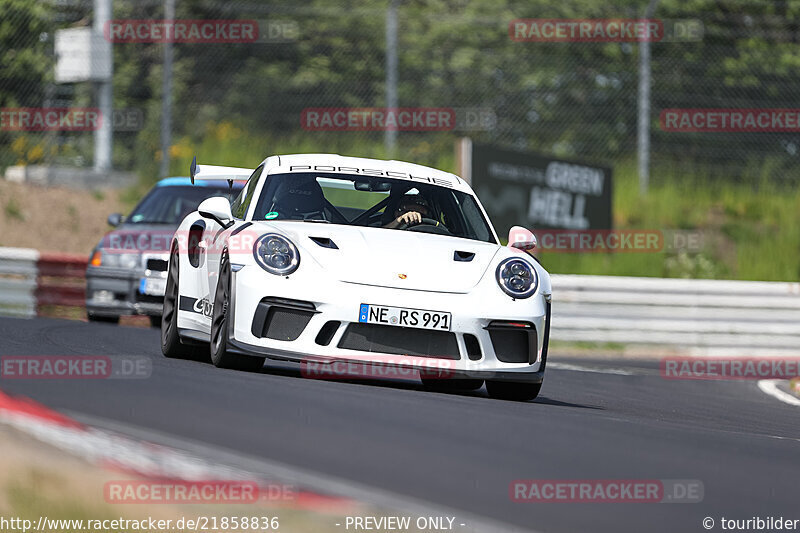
[259,360,430,392]
[257,360,605,408]
[532,396,604,410]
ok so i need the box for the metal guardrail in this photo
[1,246,798,354]
[0,248,40,318]
[0,247,87,318]
[36,252,88,308]
[551,274,800,355]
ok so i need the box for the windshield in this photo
[251,172,496,243]
[125,185,241,225]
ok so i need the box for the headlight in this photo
[496,257,538,299]
[92,249,140,269]
[254,233,300,275]
[117,252,141,269]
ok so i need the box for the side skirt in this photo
[178,328,210,346]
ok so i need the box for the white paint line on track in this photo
[757,380,800,407]
[548,362,638,376]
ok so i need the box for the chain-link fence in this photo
[2,0,800,186]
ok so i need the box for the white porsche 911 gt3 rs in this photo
[161,153,552,401]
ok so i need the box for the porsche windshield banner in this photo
[470,143,612,235]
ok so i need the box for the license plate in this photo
[139,277,166,296]
[358,304,451,331]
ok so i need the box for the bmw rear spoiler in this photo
[189,156,252,188]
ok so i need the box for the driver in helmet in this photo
[384,194,433,229]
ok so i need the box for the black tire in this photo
[149,315,162,328]
[210,253,265,372]
[87,313,119,324]
[486,380,542,402]
[161,247,194,359]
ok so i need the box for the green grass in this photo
[4,197,24,221]
[135,125,800,282]
[538,159,800,281]
[550,340,627,352]
[4,470,117,531]
[0,464,376,533]
[163,126,455,183]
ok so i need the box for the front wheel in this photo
[161,248,194,359]
[486,380,542,402]
[210,253,265,372]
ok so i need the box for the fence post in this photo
[93,0,113,173]
[384,0,399,157]
[160,0,176,178]
[637,0,660,195]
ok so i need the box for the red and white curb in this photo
[0,389,524,533]
[0,389,350,511]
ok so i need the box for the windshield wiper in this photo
[301,219,331,224]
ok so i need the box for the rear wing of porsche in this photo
[189,156,253,186]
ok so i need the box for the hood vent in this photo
[309,236,339,249]
[454,250,475,262]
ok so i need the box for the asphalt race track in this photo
[1,317,798,533]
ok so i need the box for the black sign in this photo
[471,144,612,236]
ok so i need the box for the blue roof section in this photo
[157,176,246,189]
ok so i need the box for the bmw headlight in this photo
[496,257,538,299]
[254,233,300,275]
[117,252,141,269]
[90,249,140,269]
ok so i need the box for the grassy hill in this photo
[3,129,799,281]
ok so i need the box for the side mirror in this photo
[508,225,537,251]
[198,197,234,229]
[107,213,123,227]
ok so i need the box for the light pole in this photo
[637,0,659,195]
[160,0,175,177]
[93,0,112,172]
[385,0,399,157]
